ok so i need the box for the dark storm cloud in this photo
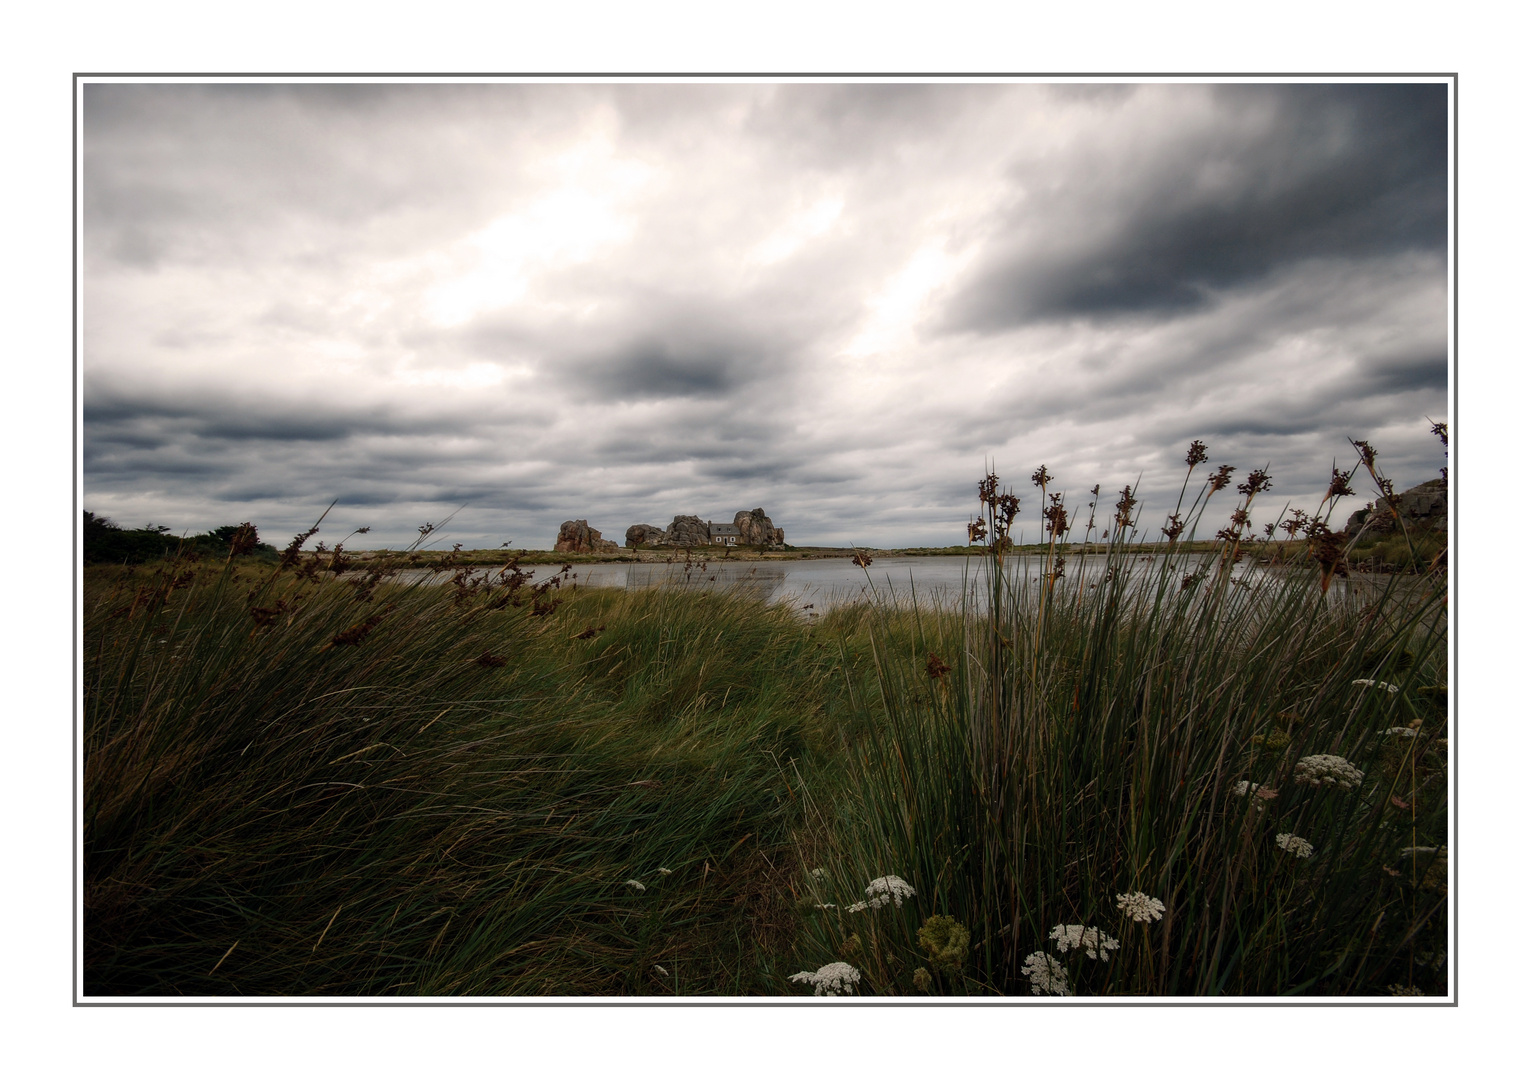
[82,80,1448,549]
[944,84,1447,329]
[572,330,771,402]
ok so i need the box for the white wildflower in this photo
[1294,754,1364,790]
[859,875,915,910]
[847,901,869,913]
[810,867,826,880]
[653,964,669,976]
[1116,892,1166,923]
[1352,679,1400,693]
[1049,924,1119,960]
[1231,780,1278,809]
[1399,846,1439,858]
[1021,951,1071,996]
[815,903,837,910]
[624,879,646,891]
[1379,727,1418,738]
[1275,832,1314,858]
[657,867,672,875]
[789,961,861,996]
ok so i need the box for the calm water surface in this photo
[407,553,1400,613]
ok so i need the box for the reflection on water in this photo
[393,553,1411,614]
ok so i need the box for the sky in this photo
[81,79,1450,550]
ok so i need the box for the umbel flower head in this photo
[1232,780,1279,806]
[848,875,915,912]
[789,962,862,997]
[1021,951,1071,996]
[1353,679,1401,694]
[1116,892,1166,923]
[1294,754,1364,790]
[1276,832,1315,858]
[1049,924,1120,960]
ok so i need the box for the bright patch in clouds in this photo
[82,81,1448,550]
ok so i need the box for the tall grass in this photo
[84,543,843,995]
[793,448,1447,996]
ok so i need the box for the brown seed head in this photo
[1237,469,1273,497]
[1186,440,1209,468]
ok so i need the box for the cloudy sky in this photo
[81,79,1449,549]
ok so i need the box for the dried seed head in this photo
[1237,469,1273,497]
[1324,468,1356,501]
[1043,493,1070,539]
[1030,465,1053,489]
[1209,465,1236,493]
[1186,440,1209,468]
[1113,486,1137,530]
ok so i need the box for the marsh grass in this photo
[85,435,1448,998]
[792,444,1447,997]
[84,539,843,995]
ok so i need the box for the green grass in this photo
[84,552,848,995]
[788,465,1447,997]
[84,442,1449,998]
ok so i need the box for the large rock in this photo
[662,515,711,547]
[555,519,619,554]
[1344,478,1447,536]
[625,523,665,548]
[733,507,784,547]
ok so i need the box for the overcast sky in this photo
[81,79,1448,549]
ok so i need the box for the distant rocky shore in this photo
[554,507,785,554]
[1343,478,1447,536]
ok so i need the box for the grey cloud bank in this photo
[83,81,1447,550]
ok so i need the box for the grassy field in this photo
[82,442,1449,997]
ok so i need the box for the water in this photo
[387,551,1413,614]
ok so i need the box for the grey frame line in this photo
[71,71,1457,1004]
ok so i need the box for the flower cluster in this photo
[1021,951,1071,996]
[623,879,646,891]
[848,875,915,912]
[789,962,861,997]
[1352,679,1401,693]
[1049,924,1119,960]
[1232,780,1279,806]
[1275,833,1314,858]
[1294,754,1364,790]
[1379,727,1418,738]
[1116,892,1165,923]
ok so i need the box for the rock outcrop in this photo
[554,519,620,554]
[625,523,665,547]
[662,515,711,547]
[624,508,786,548]
[733,508,784,547]
[1344,478,1447,536]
